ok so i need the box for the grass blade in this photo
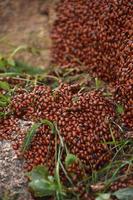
[21,123,40,152]
[41,119,55,134]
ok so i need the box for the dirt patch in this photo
[0,0,57,68]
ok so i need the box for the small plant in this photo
[112,187,133,200]
[96,187,133,200]
[24,121,80,199]
[0,81,10,91]
[65,153,78,168]
[26,165,66,199]
[116,104,124,115]
[96,193,111,200]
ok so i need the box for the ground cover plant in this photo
[0,0,133,200]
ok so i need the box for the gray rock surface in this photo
[0,140,33,200]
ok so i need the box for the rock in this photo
[0,140,33,200]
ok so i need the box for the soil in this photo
[0,0,57,68]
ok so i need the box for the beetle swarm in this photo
[50,0,133,194]
[0,84,120,175]
[52,0,132,81]
[0,0,132,198]
[113,40,133,129]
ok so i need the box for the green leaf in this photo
[21,123,40,152]
[0,101,8,107]
[41,119,55,134]
[0,81,10,91]
[116,104,124,115]
[0,94,10,107]
[0,94,10,102]
[7,58,15,66]
[95,77,102,89]
[113,187,133,200]
[26,165,49,180]
[65,154,78,168]
[0,58,7,68]
[27,165,58,198]
[0,112,5,117]
[29,179,57,197]
[96,193,111,200]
